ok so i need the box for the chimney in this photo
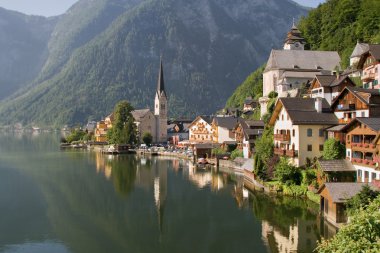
[315,97,322,113]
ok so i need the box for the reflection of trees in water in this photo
[251,192,317,235]
[109,155,137,197]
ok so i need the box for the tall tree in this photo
[107,100,137,145]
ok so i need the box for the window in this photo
[365,171,369,180]
[307,144,312,151]
[347,150,351,157]
[361,111,365,117]
[324,198,329,214]
[307,128,312,137]
[292,129,295,137]
[358,169,362,178]
[319,129,324,137]
[319,145,324,151]
[372,172,377,181]
[282,114,284,120]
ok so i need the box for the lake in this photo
[0,132,333,253]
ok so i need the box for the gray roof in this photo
[350,42,369,58]
[280,98,338,125]
[245,120,265,128]
[321,183,371,203]
[132,109,151,120]
[214,116,239,130]
[264,50,341,72]
[342,117,380,132]
[331,87,380,110]
[325,125,346,132]
[318,159,356,172]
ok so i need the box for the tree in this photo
[322,138,345,160]
[274,157,302,185]
[346,185,380,215]
[254,127,274,179]
[107,100,137,145]
[230,148,243,160]
[65,129,86,143]
[142,132,153,146]
[317,195,380,253]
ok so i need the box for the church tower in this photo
[283,21,306,50]
[154,59,168,143]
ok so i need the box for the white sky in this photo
[0,0,326,17]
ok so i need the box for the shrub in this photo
[322,138,345,160]
[275,157,302,185]
[231,149,243,160]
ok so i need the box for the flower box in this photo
[364,144,369,148]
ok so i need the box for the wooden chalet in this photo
[331,86,380,124]
[309,74,355,105]
[341,117,380,182]
[357,44,380,89]
[316,159,356,187]
[188,116,214,143]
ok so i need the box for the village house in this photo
[234,119,264,159]
[243,97,257,112]
[316,159,356,187]
[309,74,356,105]
[318,182,371,227]
[347,41,369,77]
[188,116,214,143]
[260,23,341,117]
[94,60,168,143]
[331,86,380,124]
[342,117,380,182]
[269,97,338,167]
[211,116,239,146]
[357,44,380,89]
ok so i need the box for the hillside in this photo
[0,0,308,126]
[226,0,380,109]
[0,8,57,100]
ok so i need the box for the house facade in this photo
[235,119,264,159]
[188,116,214,143]
[309,75,355,105]
[269,97,338,167]
[132,109,156,142]
[331,86,380,124]
[342,117,380,182]
[211,117,239,144]
[357,44,380,89]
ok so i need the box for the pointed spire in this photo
[156,58,166,97]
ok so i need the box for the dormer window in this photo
[316,65,323,70]
[293,65,300,69]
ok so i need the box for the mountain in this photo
[226,0,380,110]
[0,8,57,100]
[0,0,308,126]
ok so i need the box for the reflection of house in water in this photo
[95,152,112,179]
[187,163,225,191]
[262,219,318,253]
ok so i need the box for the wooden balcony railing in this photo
[274,134,290,142]
[351,158,377,168]
[362,72,376,82]
[274,148,285,156]
[285,149,298,157]
[350,143,377,152]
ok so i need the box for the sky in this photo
[0,0,326,17]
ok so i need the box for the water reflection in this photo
[0,133,331,253]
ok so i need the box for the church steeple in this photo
[283,21,306,50]
[156,59,166,97]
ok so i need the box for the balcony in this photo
[336,103,355,111]
[350,142,377,152]
[274,148,285,156]
[362,72,376,82]
[351,158,377,168]
[285,149,298,157]
[274,134,290,142]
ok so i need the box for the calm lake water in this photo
[0,132,332,253]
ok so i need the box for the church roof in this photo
[132,109,151,121]
[284,23,306,44]
[264,50,341,73]
[156,59,166,97]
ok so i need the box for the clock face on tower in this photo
[295,42,300,47]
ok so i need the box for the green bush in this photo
[302,169,317,186]
[212,147,225,155]
[231,149,243,160]
[275,157,302,185]
[322,138,345,160]
[66,129,86,143]
[283,184,308,197]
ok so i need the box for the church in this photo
[94,60,168,143]
[259,23,341,117]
